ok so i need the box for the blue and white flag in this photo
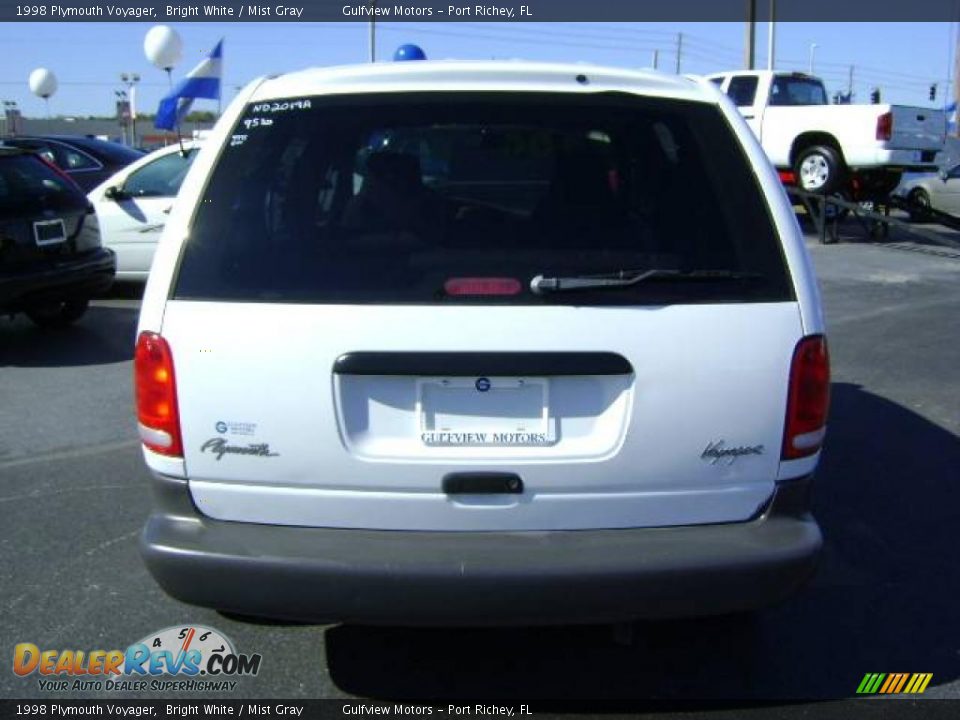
[155,40,222,131]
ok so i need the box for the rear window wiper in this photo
[529,268,763,294]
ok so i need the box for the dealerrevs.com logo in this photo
[13,625,262,692]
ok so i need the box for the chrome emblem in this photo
[475,377,491,393]
[701,440,764,465]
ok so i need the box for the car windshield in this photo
[174,92,791,305]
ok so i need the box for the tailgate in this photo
[163,301,803,531]
[888,106,946,151]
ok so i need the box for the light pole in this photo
[767,0,776,70]
[120,72,140,147]
[809,43,818,75]
[2,100,19,137]
[115,90,129,146]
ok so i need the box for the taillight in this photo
[777,170,796,185]
[135,332,183,457]
[876,111,893,141]
[782,335,830,460]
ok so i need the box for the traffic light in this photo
[870,88,881,104]
[930,84,937,101]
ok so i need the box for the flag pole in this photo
[166,68,185,154]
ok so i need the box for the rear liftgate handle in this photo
[442,472,524,495]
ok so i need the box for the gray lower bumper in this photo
[140,475,821,626]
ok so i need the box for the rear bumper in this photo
[140,475,821,626]
[0,247,115,310]
[856,148,939,172]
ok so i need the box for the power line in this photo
[377,24,663,55]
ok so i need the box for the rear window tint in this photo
[0,154,87,214]
[769,77,828,106]
[727,76,759,106]
[65,137,144,165]
[174,93,791,305]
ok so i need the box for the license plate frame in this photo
[416,376,551,446]
[33,219,67,247]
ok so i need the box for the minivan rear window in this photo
[174,93,791,305]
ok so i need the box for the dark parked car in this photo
[1,135,144,192]
[0,148,115,327]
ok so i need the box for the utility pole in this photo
[744,0,756,69]
[652,49,659,70]
[675,33,683,74]
[369,0,376,62]
[848,65,854,99]
[766,0,776,70]
[944,18,960,135]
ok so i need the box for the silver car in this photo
[896,165,960,220]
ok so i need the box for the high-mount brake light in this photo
[444,277,523,296]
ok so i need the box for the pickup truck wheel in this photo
[795,145,844,195]
[908,188,931,222]
[26,299,90,328]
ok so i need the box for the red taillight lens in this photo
[782,335,830,460]
[135,332,183,457]
[876,111,893,141]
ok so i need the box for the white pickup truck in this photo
[708,71,945,199]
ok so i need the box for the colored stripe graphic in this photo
[857,672,932,694]
[879,674,896,694]
[892,673,909,693]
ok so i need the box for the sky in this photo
[1,22,955,119]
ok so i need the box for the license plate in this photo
[33,219,66,247]
[417,377,551,446]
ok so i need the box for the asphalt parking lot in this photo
[1,223,958,703]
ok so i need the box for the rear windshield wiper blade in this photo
[530,268,762,294]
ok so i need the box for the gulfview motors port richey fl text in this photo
[344,707,532,716]
[343,4,533,17]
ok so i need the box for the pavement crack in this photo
[0,484,136,503]
[0,439,140,471]
[84,530,140,557]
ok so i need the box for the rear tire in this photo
[26,299,89,328]
[795,145,845,196]
[908,188,931,222]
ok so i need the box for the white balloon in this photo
[28,68,58,98]
[144,25,183,70]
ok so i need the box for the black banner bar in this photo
[3,700,960,719]
[1,0,960,22]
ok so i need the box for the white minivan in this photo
[135,61,829,625]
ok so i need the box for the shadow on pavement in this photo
[324,382,960,701]
[0,303,139,367]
